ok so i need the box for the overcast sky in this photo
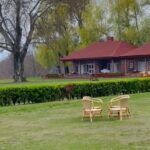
[0,51,10,61]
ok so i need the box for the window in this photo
[75,65,78,73]
[114,63,119,72]
[83,65,88,73]
[88,64,94,74]
[147,61,150,71]
[83,64,95,74]
[128,60,134,71]
[129,62,134,69]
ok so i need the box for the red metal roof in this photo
[61,39,135,61]
[123,42,150,57]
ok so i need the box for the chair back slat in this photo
[119,95,129,108]
[110,95,130,108]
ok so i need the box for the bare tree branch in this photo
[0,45,12,52]
[0,3,15,42]
[30,0,41,15]
[0,22,14,46]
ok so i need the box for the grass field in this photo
[0,92,150,150]
[0,77,148,88]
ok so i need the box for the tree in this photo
[78,3,109,47]
[63,0,90,28]
[108,0,142,45]
[0,0,52,82]
[35,2,79,73]
[142,0,150,5]
[35,1,108,71]
[140,18,150,43]
[36,45,56,69]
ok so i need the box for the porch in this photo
[72,59,122,75]
[71,57,150,76]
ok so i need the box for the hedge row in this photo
[0,78,150,106]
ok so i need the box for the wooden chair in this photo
[82,96,103,122]
[108,95,130,120]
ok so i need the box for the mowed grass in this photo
[0,93,150,150]
[0,77,148,88]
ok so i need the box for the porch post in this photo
[145,58,147,72]
[133,58,137,72]
[93,60,96,74]
[111,59,114,73]
[79,61,81,75]
[63,61,65,76]
[79,61,82,76]
[124,59,127,74]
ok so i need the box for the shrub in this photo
[1,78,150,106]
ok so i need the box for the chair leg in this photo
[128,109,131,114]
[120,110,123,120]
[108,110,111,118]
[100,110,103,119]
[90,112,93,122]
[118,111,120,118]
[128,109,131,117]
[82,111,84,121]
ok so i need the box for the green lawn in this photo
[0,77,148,88]
[0,92,150,150]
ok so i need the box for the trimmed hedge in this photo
[1,78,150,106]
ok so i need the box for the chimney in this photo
[107,36,114,41]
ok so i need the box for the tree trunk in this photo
[13,52,26,82]
[57,65,61,74]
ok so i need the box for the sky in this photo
[0,51,9,61]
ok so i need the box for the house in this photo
[61,37,150,76]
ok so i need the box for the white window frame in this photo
[82,63,95,74]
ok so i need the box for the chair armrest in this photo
[109,99,120,108]
[92,98,103,103]
[91,98,103,109]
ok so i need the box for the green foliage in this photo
[140,18,150,43]
[36,45,56,69]
[109,0,142,45]
[78,4,108,47]
[35,2,108,68]
[35,3,77,69]
[1,78,150,106]
[122,27,141,46]
[0,86,64,106]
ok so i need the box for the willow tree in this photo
[108,0,142,45]
[35,0,90,73]
[61,0,90,28]
[78,3,109,47]
[142,0,150,5]
[0,0,53,82]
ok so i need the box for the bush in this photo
[1,78,150,106]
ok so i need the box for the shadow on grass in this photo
[76,116,128,123]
